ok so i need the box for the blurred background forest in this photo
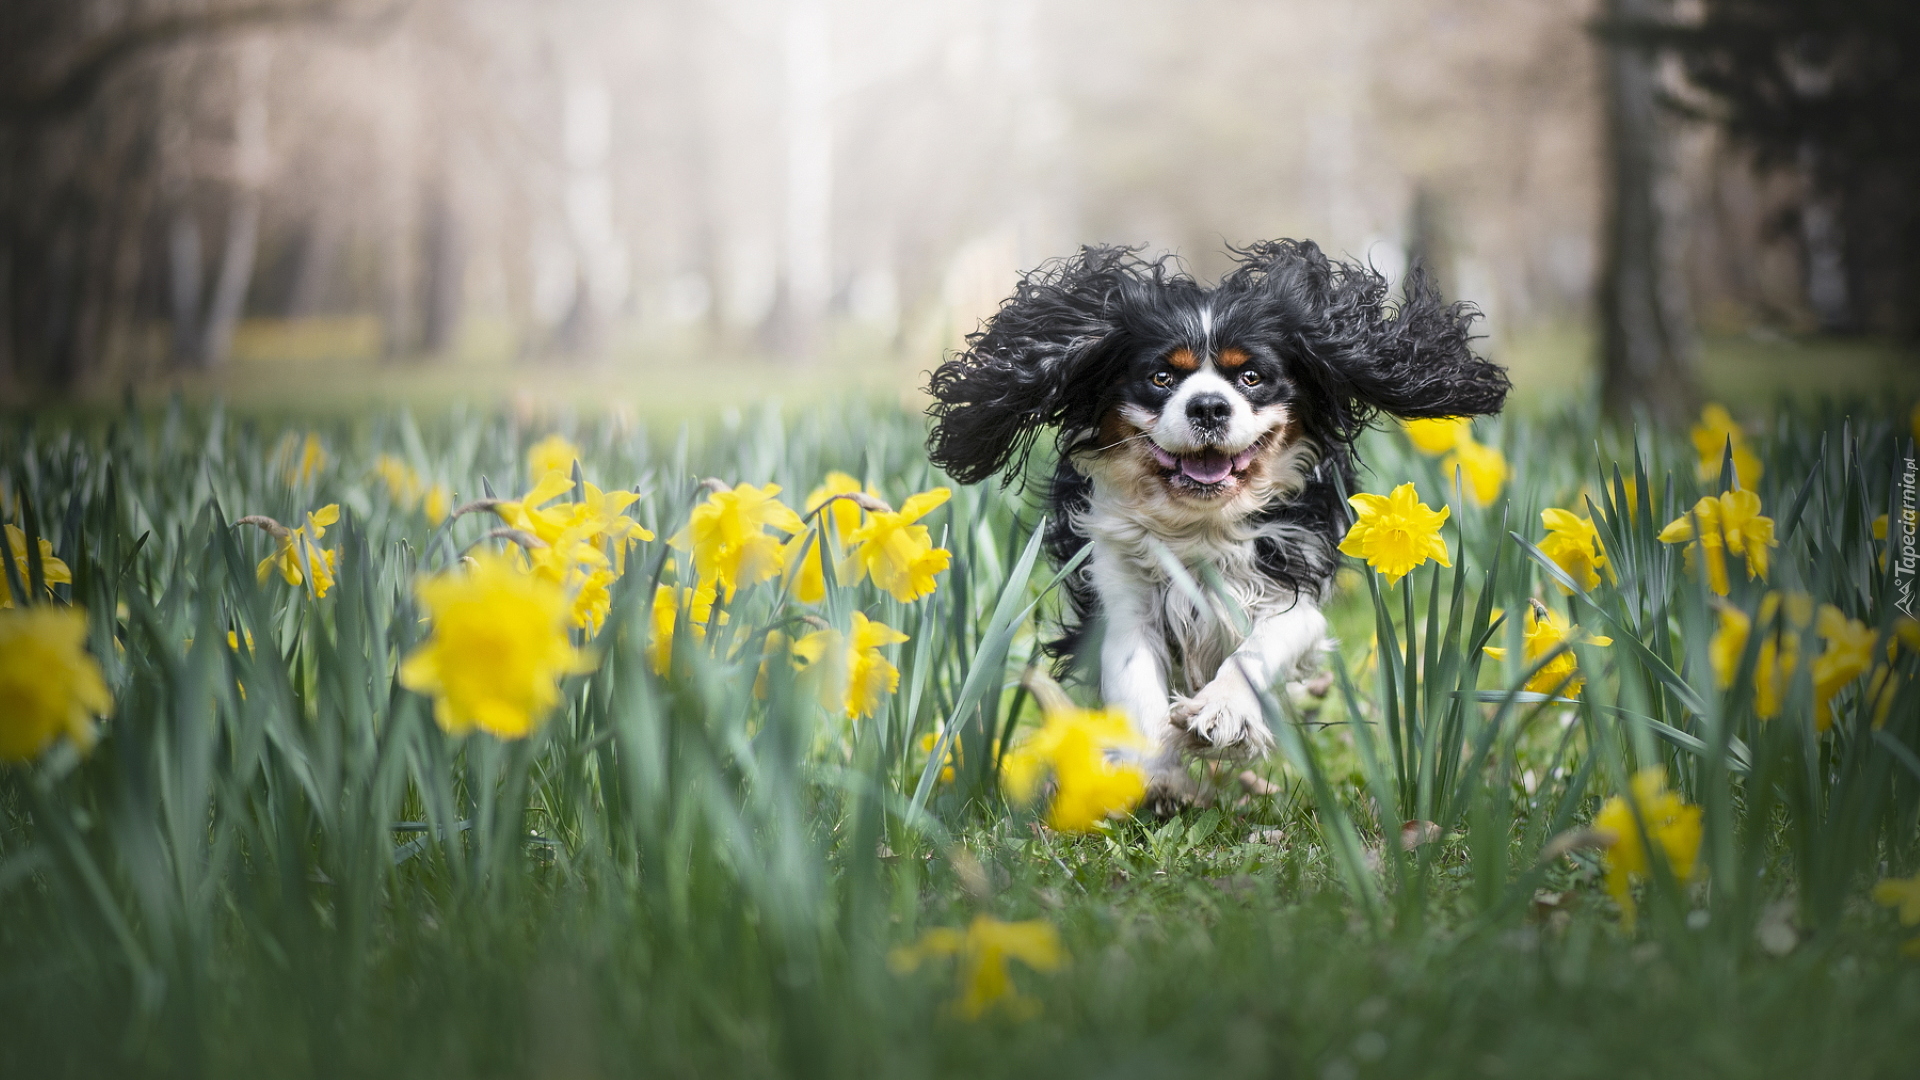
[2,0,1915,414]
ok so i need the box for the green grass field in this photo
[4,376,1920,1078]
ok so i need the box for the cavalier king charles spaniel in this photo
[926,239,1509,810]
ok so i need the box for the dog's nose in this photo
[1186,393,1232,428]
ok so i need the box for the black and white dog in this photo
[926,240,1509,807]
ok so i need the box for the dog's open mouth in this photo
[1145,436,1267,489]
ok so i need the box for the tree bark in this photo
[1598,0,1698,425]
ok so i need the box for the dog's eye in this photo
[1150,371,1175,389]
[1238,370,1263,387]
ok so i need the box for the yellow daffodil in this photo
[423,482,451,526]
[1001,704,1150,832]
[1338,482,1451,587]
[373,456,451,525]
[1592,767,1702,930]
[256,505,341,599]
[398,552,595,739]
[528,434,583,480]
[1485,600,1611,698]
[842,488,953,603]
[783,529,832,604]
[1707,595,1806,720]
[574,480,655,571]
[1443,435,1508,506]
[779,473,884,604]
[496,472,578,546]
[1,524,73,607]
[791,611,910,719]
[1538,508,1611,593]
[1874,872,1920,924]
[0,607,110,762]
[648,584,677,676]
[919,727,968,785]
[1811,605,1876,732]
[1866,620,1920,728]
[888,915,1064,1019]
[648,578,721,675]
[373,454,424,508]
[1872,871,1920,958]
[1691,403,1762,487]
[503,469,649,559]
[678,483,804,602]
[1658,490,1776,596]
[807,471,880,542]
[1402,416,1469,455]
[281,432,328,486]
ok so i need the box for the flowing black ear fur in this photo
[926,246,1194,485]
[1217,239,1509,449]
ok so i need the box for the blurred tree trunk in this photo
[418,174,463,357]
[777,0,831,360]
[196,40,270,369]
[167,209,204,364]
[1597,0,1698,426]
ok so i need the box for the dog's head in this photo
[926,239,1509,514]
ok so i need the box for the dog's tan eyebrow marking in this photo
[1166,347,1199,371]
[1215,346,1251,369]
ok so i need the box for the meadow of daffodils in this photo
[2,397,1919,1078]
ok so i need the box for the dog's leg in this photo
[1092,552,1189,813]
[1170,602,1327,757]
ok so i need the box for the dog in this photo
[925,240,1509,810]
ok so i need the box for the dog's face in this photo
[1104,337,1299,507]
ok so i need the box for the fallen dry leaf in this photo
[1400,820,1441,850]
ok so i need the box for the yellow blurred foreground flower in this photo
[399,553,595,739]
[253,505,341,599]
[1871,872,1920,959]
[1339,482,1451,587]
[1659,489,1775,595]
[1486,600,1611,698]
[1691,404,1762,487]
[1001,704,1150,832]
[1592,768,1702,930]
[2,524,73,607]
[0,607,110,761]
[1538,508,1610,593]
[841,488,953,603]
[889,915,1064,1019]
[680,482,803,601]
[791,611,910,718]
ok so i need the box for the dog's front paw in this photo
[1168,678,1275,759]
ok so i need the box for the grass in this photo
[3,386,1920,1079]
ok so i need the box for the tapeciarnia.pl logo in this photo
[1898,455,1917,619]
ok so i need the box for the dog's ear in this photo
[1346,261,1509,421]
[1222,240,1508,434]
[926,246,1159,485]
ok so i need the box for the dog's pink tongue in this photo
[1180,451,1233,484]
